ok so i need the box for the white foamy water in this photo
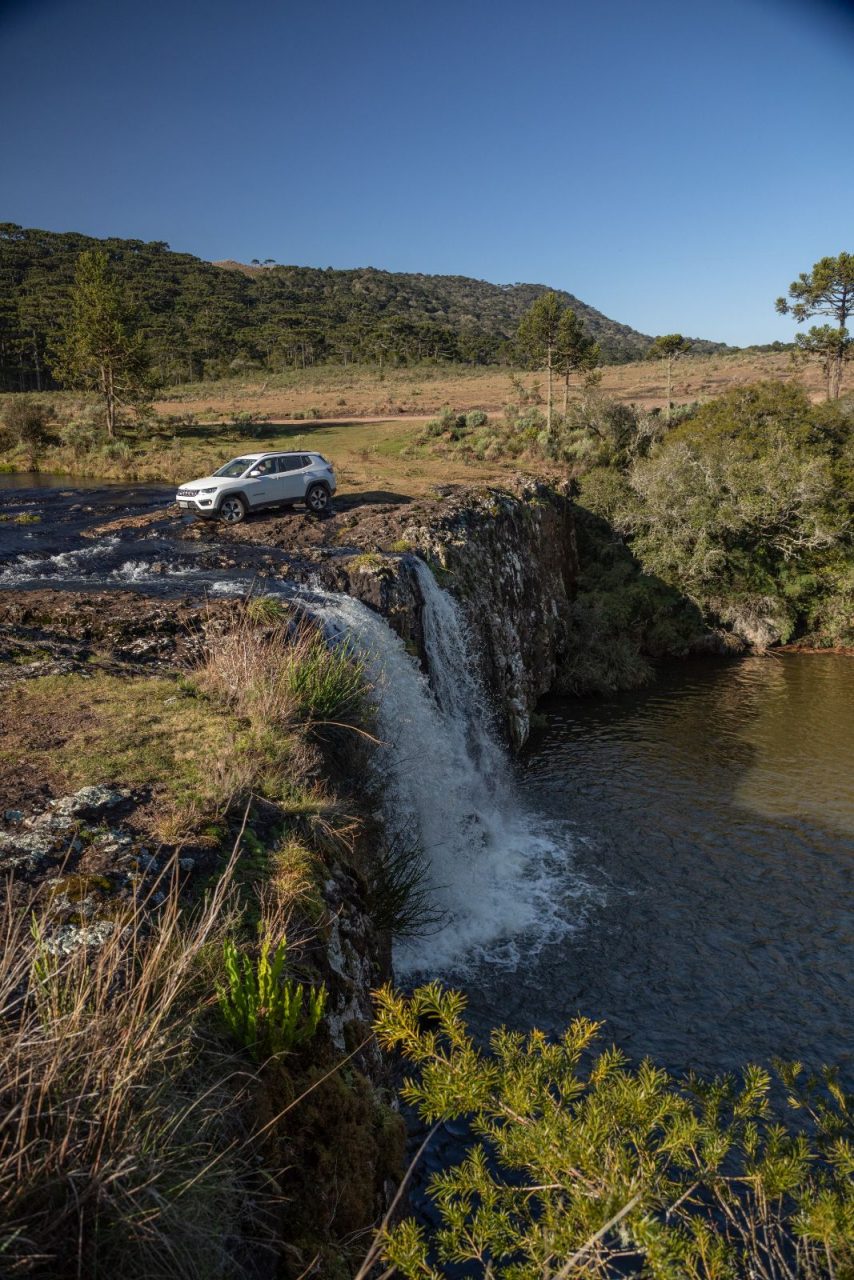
[307,562,588,976]
[109,559,196,582]
[0,539,119,585]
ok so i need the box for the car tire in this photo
[305,483,331,515]
[219,495,247,525]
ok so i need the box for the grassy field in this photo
[0,351,836,494]
[154,349,827,420]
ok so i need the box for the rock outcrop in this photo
[318,479,577,747]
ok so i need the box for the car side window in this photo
[275,456,303,473]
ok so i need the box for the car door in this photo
[275,454,308,500]
[244,459,278,506]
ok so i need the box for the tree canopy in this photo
[776,253,854,399]
[648,334,694,419]
[50,251,152,436]
[0,225,724,392]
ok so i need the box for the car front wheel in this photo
[305,483,331,514]
[219,495,247,524]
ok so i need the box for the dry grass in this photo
[151,351,835,422]
[194,611,371,739]
[0,855,260,1279]
[5,352,839,498]
[0,612,399,1276]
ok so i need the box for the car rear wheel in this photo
[219,495,247,524]
[305,483,331,514]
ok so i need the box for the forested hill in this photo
[0,224,724,391]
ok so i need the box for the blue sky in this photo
[2,0,852,345]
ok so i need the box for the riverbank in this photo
[0,586,406,1277]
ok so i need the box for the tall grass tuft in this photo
[197,610,370,736]
[0,858,262,1279]
[369,824,446,938]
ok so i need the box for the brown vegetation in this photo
[0,596,403,1277]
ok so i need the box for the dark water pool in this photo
[463,654,853,1081]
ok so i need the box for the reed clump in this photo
[0,860,260,1279]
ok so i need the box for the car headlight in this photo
[198,486,218,494]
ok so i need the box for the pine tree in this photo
[648,333,693,421]
[556,307,601,416]
[50,250,153,437]
[776,253,854,399]
[518,291,564,439]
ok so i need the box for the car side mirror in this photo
[248,468,262,476]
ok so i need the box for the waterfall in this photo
[307,559,579,976]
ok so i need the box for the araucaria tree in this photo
[517,291,564,438]
[51,250,153,437]
[776,253,854,399]
[556,307,600,415]
[648,333,693,420]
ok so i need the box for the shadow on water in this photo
[464,655,854,1084]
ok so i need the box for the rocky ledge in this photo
[163,475,575,747]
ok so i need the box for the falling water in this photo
[308,559,586,975]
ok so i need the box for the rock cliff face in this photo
[318,479,578,747]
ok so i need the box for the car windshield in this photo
[213,457,255,478]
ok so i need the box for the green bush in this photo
[580,382,853,648]
[375,984,854,1280]
[465,409,488,429]
[217,935,326,1062]
[423,406,459,438]
[230,409,268,436]
[2,396,52,466]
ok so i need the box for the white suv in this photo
[175,452,337,523]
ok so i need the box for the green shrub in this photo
[160,410,198,430]
[375,984,854,1280]
[465,409,488,429]
[217,935,326,1062]
[230,409,268,436]
[2,396,52,466]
